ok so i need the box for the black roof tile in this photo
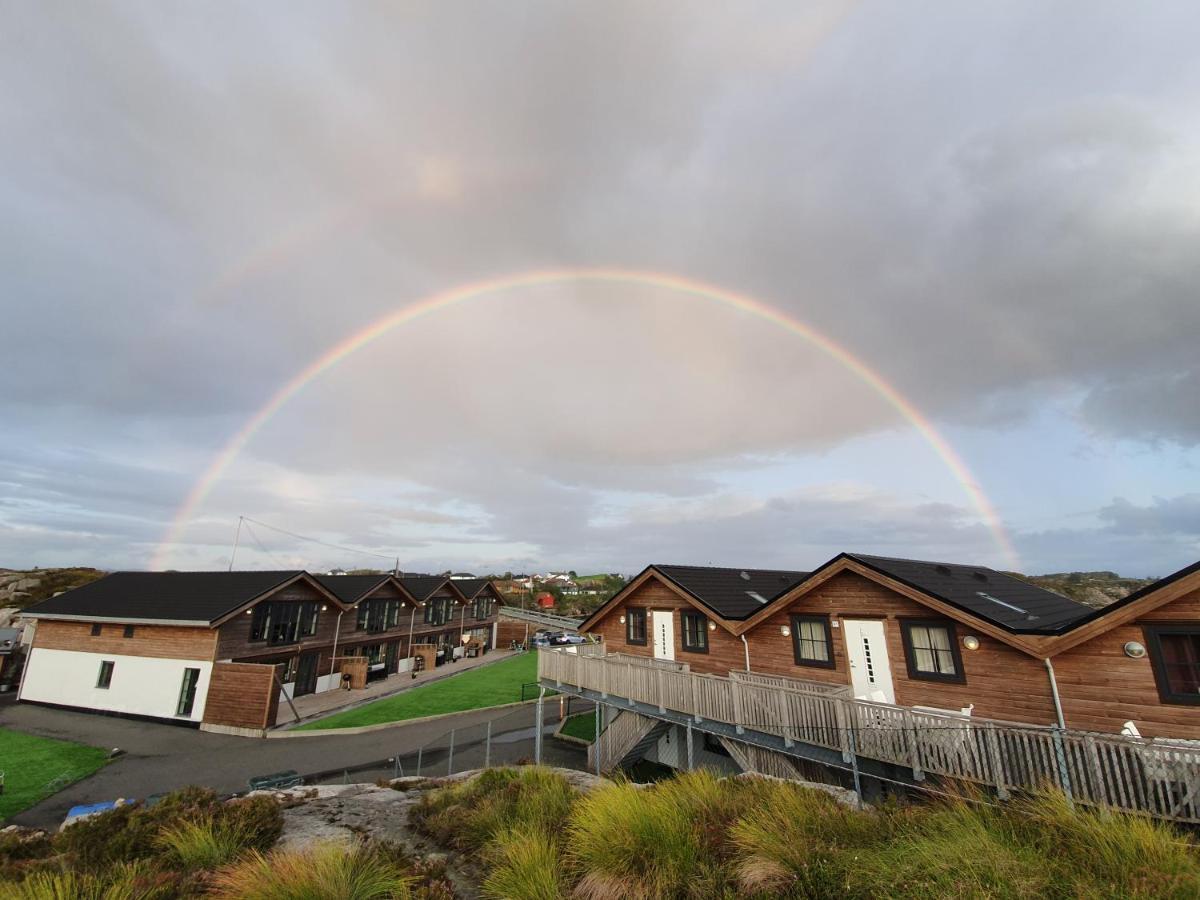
[845,554,1093,633]
[653,565,810,619]
[25,571,308,625]
[451,578,491,599]
[312,574,392,604]
[397,574,452,602]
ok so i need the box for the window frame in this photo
[625,608,647,646]
[899,618,966,684]
[90,623,102,636]
[680,611,709,654]
[790,614,835,670]
[474,597,493,620]
[176,667,200,717]
[96,660,114,689]
[122,625,135,639]
[1144,623,1200,706]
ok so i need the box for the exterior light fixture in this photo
[320,605,328,611]
[780,625,791,637]
[708,621,717,631]
[1124,641,1147,659]
[962,636,980,651]
[619,614,626,624]
[245,609,252,615]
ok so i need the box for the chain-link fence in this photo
[308,695,595,786]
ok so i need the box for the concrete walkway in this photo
[276,649,519,727]
[3,693,583,829]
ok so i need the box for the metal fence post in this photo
[416,745,423,777]
[484,719,492,769]
[594,702,602,776]
[535,687,545,764]
[686,721,694,771]
[847,724,862,806]
[447,728,456,776]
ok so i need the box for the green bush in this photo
[411,767,576,851]
[209,841,411,900]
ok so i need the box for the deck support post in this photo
[686,721,695,771]
[484,719,492,769]
[595,703,603,776]
[534,687,545,765]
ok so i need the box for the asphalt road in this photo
[1,694,588,829]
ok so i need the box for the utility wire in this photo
[240,515,396,562]
[242,519,293,568]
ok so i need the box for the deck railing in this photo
[539,648,1200,824]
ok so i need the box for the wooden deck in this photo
[540,647,1200,824]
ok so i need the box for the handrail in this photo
[537,647,1200,824]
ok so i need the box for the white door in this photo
[842,619,895,703]
[651,610,675,661]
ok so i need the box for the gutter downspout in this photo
[740,634,751,672]
[407,605,417,657]
[1043,657,1066,729]
[329,610,344,683]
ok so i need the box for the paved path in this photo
[2,694,585,829]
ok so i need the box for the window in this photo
[176,668,200,717]
[680,611,708,653]
[474,597,494,620]
[387,600,401,629]
[1146,625,1200,705]
[901,619,965,683]
[96,660,114,689]
[90,623,102,636]
[626,608,647,645]
[250,602,318,645]
[123,625,135,638]
[791,615,835,669]
[424,597,452,626]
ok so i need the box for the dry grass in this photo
[209,842,412,900]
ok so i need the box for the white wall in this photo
[20,648,213,723]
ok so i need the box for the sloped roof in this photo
[845,554,1093,634]
[452,578,492,599]
[312,573,392,604]
[397,574,453,602]
[1055,557,1200,631]
[654,565,810,619]
[25,571,311,625]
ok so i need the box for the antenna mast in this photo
[228,516,244,572]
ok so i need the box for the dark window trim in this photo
[96,660,114,689]
[680,611,709,654]
[176,667,200,717]
[899,618,966,684]
[90,623,102,636]
[625,608,647,645]
[790,613,835,669]
[1144,623,1200,706]
[123,625,135,638]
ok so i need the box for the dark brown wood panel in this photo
[35,619,216,660]
[1054,587,1200,739]
[201,661,278,730]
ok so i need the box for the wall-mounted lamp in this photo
[780,625,791,637]
[708,621,717,631]
[962,636,980,651]
[619,614,626,624]
[245,609,252,615]
[1124,641,1147,659]
[320,604,328,611]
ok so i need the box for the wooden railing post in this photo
[1083,734,1106,807]
[626,661,635,707]
[834,698,852,762]
[690,674,702,722]
[901,708,923,780]
[656,668,666,713]
[731,680,745,734]
[984,723,1008,800]
[779,690,794,748]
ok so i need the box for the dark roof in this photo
[845,554,1093,634]
[397,574,452,602]
[25,571,308,625]
[313,574,391,604]
[1059,557,1200,631]
[654,565,810,619]
[452,578,492,599]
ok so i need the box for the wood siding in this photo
[215,581,344,662]
[34,619,216,661]
[589,579,747,675]
[1054,586,1200,739]
[201,662,278,731]
[743,572,1058,725]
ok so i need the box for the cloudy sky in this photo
[3,2,1198,578]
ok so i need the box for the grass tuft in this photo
[481,826,566,900]
[209,841,412,899]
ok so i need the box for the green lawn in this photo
[296,652,542,731]
[556,711,597,743]
[0,727,108,822]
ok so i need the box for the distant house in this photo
[19,570,503,732]
[536,592,556,609]
[0,627,21,685]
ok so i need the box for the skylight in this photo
[976,591,1027,615]
[745,591,768,604]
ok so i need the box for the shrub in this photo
[412,767,576,851]
[0,860,176,899]
[156,819,250,871]
[209,841,412,899]
[481,827,565,900]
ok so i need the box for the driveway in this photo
[1,695,587,829]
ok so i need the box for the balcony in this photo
[538,647,1200,825]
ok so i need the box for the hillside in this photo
[0,567,106,608]
[1011,570,1157,610]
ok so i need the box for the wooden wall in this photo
[1053,587,1200,739]
[588,579,746,675]
[201,661,279,731]
[215,581,344,662]
[744,572,1059,725]
[35,619,216,661]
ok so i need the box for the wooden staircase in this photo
[589,709,667,772]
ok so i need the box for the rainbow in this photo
[154,269,1019,569]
